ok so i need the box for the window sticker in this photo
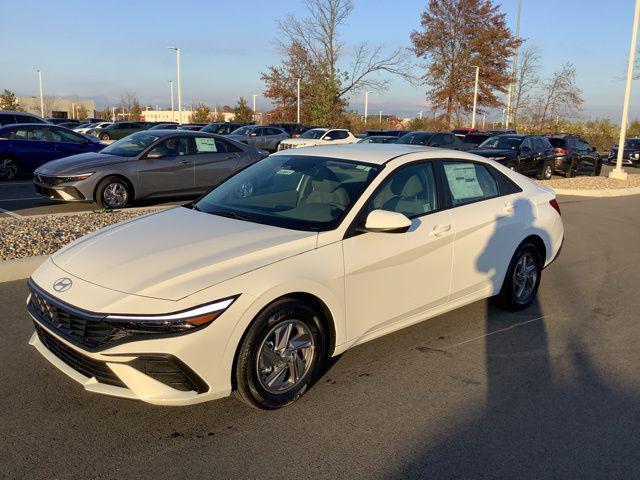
[444,163,483,200]
[195,137,218,153]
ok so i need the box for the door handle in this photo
[429,224,451,237]
[503,202,515,214]
[179,159,190,164]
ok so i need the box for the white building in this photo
[140,109,236,123]
[19,96,95,119]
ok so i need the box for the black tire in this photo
[537,160,554,180]
[496,242,543,311]
[565,159,577,178]
[0,157,19,180]
[591,160,602,176]
[95,176,131,209]
[98,132,110,141]
[234,299,326,409]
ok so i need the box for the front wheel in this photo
[0,158,18,180]
[537,160,553,180]
[565,159,577,178]
[234,299,325,409]
[95,176,131,209]
[98,132,110,141]
[496,242,543,311]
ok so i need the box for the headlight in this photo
[633,153,640,159]
[105,296,237,333]
[56,173,94,182]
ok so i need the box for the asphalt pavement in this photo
[1,194,640,479]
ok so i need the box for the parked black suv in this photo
[201,122,249,135]
[470,134,556,179]
[548,135,601,177]
[458,132,491,151]
[608,138,640,167]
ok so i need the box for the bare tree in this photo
[511,46,541,127]
[534,63,583,128]
[118,93,141,120]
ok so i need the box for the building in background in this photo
[18,96,95,119]
[141,109,236,123]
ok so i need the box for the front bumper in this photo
[33,175,96,202]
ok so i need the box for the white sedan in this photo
[27,144,563,409]
[278,128,357,150]
[74,122,111,134]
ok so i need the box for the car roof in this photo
[140,129,218,137]
[0,123,57,129]
[272,143,486,165]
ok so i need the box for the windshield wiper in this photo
[209,210,263,224]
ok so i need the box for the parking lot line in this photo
[0,207,22,219]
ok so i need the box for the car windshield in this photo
[462,134,489,143]
[231,126,256,135]
[193,155,382,231]
[300,129,327,139]
[478,136,523,150]
[100,132,160,157]
[396,132,434,145]
[201,124,222,133]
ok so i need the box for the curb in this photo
[0,255,48,283]
[554,186,640,197]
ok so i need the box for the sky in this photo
[1,0,638,122]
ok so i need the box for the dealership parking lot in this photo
[1,194,639,479]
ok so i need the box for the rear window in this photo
[0,113,16,126]
[548,138,566,148]
[463,134,489,143]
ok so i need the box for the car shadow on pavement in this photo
[386,198,640,479]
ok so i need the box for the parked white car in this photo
[74,122,111,134]
[278,128,357,150]
[28,144,563,409]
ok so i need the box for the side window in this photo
[521,138,533,150]
[13,127,47,141]
[366,162,438,218]
[219,139,243,153]
[442,161,499,207]
[430,134,444,146]
[268,128,282,136]
[15,115,36,124]
[0,114,16,126]
[147,137,190,158]
[442,134,456,145]
[331,130,349,140]
[486,164,522,195]
[48,128,85,143]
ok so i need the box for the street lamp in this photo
[36,69,44,117]
[611,0,640,180]
[418,111,423,120]
[471,65,480,129]
[169,80,175,122]
[167,47,182,124]
[292,77,301,123]
[379,111,383,123]
[364,91,371,123]
[252,94,257,121]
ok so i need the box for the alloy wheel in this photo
[102,182,128,208]
[256,319,315,394]
[0,158,18,180]
[513,253,538,302]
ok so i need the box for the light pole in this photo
[379,111,383,123]
[471,65,480,129]
[167,47,182,124]
[364,91,371,123]
[252,94,257,121]
[36,69,44,117]
[611,0,640,180]
[294,78,301,123]
[505,0,522,128]
[169,80,175,121]
[418,111,423,120]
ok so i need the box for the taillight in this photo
[554,147,569,155]
[549,198,561,216]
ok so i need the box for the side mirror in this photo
[146,151,163,159]
[364,209,411,233]
[324,136,333,141]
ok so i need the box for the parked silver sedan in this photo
[226,125,289,152]
[33,130,269,208]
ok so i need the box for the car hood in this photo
[51,207,318,301]
[281,138,321,146]
[469,148,516,158]
[225,135,250,142]
[34,152,124,175]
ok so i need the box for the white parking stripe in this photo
[0,207,22,218]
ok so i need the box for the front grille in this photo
[34,323,126,388]
[28,283,126,349]
[34,174,63,186]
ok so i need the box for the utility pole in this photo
[505,0,521,128]
[418,111,423,120]
[111,106,115,122]
[611,0,640,180]
[36,69,44,117]
[296,78,301,123]
[252,94,257,122]
[471,66,480,129]
[169,80,175,121]
[379,111,382,123]
[167,47,182,124]
[364,91,370,122]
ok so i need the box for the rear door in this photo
[192,136,241,191]
[137,135,195,196]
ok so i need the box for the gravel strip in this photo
[0,208,163,261]
[538,173,640,190]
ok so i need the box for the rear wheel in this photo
[234,299,325,409]
[496,242,543,311]
[0,158,18,180]
[537,160,553,180]
[98,132,110,141]
[95,176,131,209]
[565,159,577,178]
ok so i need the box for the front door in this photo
[343,161,454,342]
[192,136,240,191]
[137,136,195,196]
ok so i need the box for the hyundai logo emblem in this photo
[53,277,73,292]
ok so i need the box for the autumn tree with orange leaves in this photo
[411,0,520,127]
